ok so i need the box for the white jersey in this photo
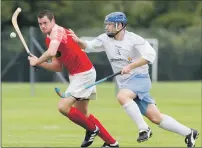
[85,30,156,85]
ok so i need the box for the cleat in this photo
[137,127,152,143]
[102,141,119,147]
[81,125,100,147]
[185,129,199,147]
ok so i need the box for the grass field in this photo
[2,81,202,147]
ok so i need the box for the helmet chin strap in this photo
[107,23,127,38]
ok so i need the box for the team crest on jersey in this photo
[55,51,61,58]
[128,57,132,62]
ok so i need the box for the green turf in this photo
[2,81,202,147]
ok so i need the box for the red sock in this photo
[88,114,116,144]
[67,107,95,131]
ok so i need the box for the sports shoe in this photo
[185,129,199,147]
[137,127,152,143]
[102,141,119,147]
[81,125,100,147]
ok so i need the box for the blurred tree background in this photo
[1,0,202,82]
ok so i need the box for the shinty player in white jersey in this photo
[68,12,199,147]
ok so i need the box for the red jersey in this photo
[45,24,93,75]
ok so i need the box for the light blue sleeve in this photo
[85,34,106,53]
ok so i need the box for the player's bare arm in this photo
[35,40,60,65]
[28,54,62,72]
[39,57,62,72]
[121,57,149,74]
[68,29,87,49]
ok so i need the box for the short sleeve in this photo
[130,32,156,64]
[50,26,64,42]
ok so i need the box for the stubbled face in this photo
[104,22,116,34]
[38,16,55,34]
[104,22,122,34]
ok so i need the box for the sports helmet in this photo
[104,12,127,37]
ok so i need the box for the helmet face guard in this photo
[104,22,118,37]
[104,12,127,38]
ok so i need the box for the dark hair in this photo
[37,10,54,21]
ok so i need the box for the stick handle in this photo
[12,8,30,53]
[55,71,121,98]
[27,52,39,71]
[85,71,121,89]
[12,8,39,72]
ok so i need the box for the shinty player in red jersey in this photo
[28,10,119,147]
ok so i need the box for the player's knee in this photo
[148,115,161,124]
[117,93,125,102]
[117,93,133,105]
[58,101,71,116]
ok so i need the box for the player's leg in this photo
[73,100,99,147]
[64,68,101,147]
[74,97,119,147]
[87,113,119,147]
[117,73,154,143]
[58,97,97,132]
[117,89,151,143]
[145,104,199,147]
[73,99,90,117]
